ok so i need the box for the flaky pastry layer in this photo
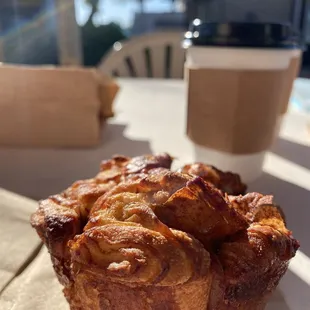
[31,154,299,310]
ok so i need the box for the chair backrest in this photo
[98,31,185,79]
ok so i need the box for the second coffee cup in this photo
[184,22,299,182]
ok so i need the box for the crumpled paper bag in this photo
[96,70,119,118]
[0,65,119,148]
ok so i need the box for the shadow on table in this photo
[0,124,152,200]
[265,289,290,310]
[101,123,152,157]
[278,269,310,310]
[248,173,310,258]
[271,137,310,170]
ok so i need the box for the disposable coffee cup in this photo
[184,22,299,182]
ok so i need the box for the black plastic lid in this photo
[183,21,300,49]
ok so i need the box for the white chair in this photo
[98,32,185,79]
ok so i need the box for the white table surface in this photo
[0,78,309,309]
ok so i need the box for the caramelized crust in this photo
[30,154,299,310]
[179,163,247,195]
[86,170,247,250]
[209,193,299,309]
[212,222,299,309]
[228,193,286,226]
[31,154,173,285]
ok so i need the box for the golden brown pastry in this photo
[31,153,173,285]
[31,154,299,310]
[179,162,247,195]
[211,193,298,309]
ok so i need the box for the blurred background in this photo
[0,0,309,75]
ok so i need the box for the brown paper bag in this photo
[0,65,118,148]
[95,71,120,118]
[187,68,286,154]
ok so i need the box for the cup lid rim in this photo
[184,21,301,49]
